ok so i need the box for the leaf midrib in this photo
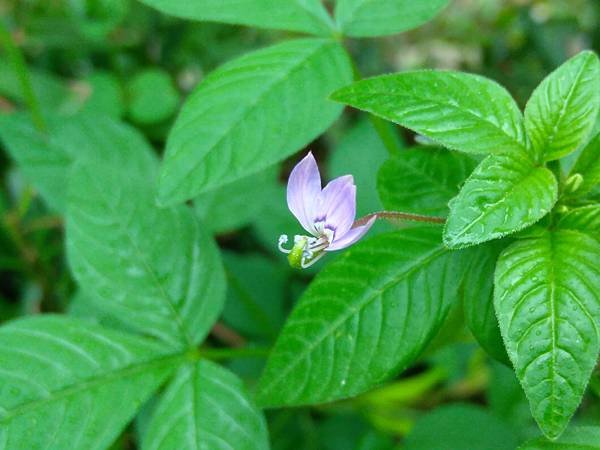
[259,243,448,399]
[0,352,183,423]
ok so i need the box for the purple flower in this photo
[278,152,375,268]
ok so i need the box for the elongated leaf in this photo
[138,0,333,35]
[67,162,225,349]
[0,316,181,450]
[568,132,600,197]
[0,113,156,212]
[525,51,600,161]
[495,230,600,438]
[444,153,557,248]
[142,361,269,450]
[194,166,279,234]
[158,38,352,204]
[331,71,527,155]
[462,242,509,364]
[256,227,463,407]
[335,0,448,37]
[378,147,477,216]
[557,205,600,238]
[519,426,600,449]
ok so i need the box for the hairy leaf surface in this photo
[444,153,557,248]
[495,230,600,438]
[159,38,352,204]
[525,51,600,161]
[331,71,527,155]
[0,316,181,450]
[142,361,269,450]
[334,0,449,37]
[257,227,462,407]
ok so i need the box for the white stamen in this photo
[278,234,291,254]
[301,251,326,268]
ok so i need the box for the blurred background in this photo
[0,0,599,449]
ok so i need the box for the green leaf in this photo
[0,113,156,212]
[194,166,279,234]
[524,51,600,161]
[557,205,600,238]
[80,71,124,119]
[403,404,519,450]
[443,153,557,248]
[159,38,352,205]
[331,71,527,155]
[377,147,477,217]
[330,119,396,215]
[141,361,269,450]
[519,426,600,449]
[67,161,225,349]
[138,0,333,35]
[222,252,287,339]
[568,132,600,198]
[0,315,182,450]
[461,242,509,364]
[335,0,449,37]
[494,230,600,439]
[256,227,463,407]
[127,69,180,125]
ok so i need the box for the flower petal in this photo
[287,152,321,234]
[314,175,356,239]
[326,216,376,251]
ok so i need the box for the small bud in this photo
[556,205,569,214]
[564,173,584,194]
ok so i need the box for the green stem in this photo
[354,210,446,227]
[346,50,403,156]
[0,23,46,132]
[198,346,270,360]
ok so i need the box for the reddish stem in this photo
[353,210,446,227]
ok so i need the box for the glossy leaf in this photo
[335,0,449,37]
[378,147,477,216]
[141,361,269,450]
[568,132,600,197]
[0,316,181,450]
[159,38,352,205]
[444,153,557,248]
[137,0,333,35]
[67,162,225,349]
[525,51,600,161]
[519,426,600,449]
[331,71,527,155]
[0,113,156,212]
[557,205,600,238]
[495,230,600,438]
[461,242,509,364]
[257,227,463,407]
[194,166,279,234]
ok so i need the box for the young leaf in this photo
[335,0,449,37]
[519,426,600,449]
[557,205,600,238]
[194,165,279,234]
[67,162,225,349]
[524,51,600,161]
[331,71,528,155]
[444,153,557,248]
[137,0,333,35]
[0,316,182,450]
[495,230,600,439]
[257,227,463,407]
[567,132,600,197]
[461,242,509,364]
[141,361,269,450]
[158,38,352,205]
[378,147,477,216]
[0,113,156,212]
